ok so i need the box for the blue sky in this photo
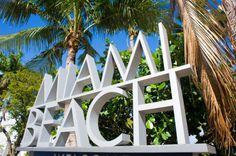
[0,15,160,67]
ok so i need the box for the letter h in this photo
[133,23,190,145]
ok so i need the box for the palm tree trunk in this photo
[65,32,80,147]
[222,0,236,51]
[66,32,80,67]
[128,27,137,52]
[176,0,235,149]
[66,47,77,66]
[129,33,135,51]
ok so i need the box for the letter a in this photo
[53,99,90,147]
[71,55,100,96]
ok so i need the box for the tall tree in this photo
[0,69,42,155]
[0,51,41,156]
[173,0,236,150]
[98,0,169,51]
[0,52,22,156]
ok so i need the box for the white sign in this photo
[20,23,192,148]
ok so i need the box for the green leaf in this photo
[166,131,171,137]
[149,116,155,123]
[161,132,171,140]
[163,121,167,128]
[153,137,160,145]
[126,118,133,129]
[169,45,176,53]
[150,84,157,89]
[158,82,166,91]
[146,120,154,130]
[51,129,57,137]
[82,103,88,111]
[146,86,152,92]
[192,91,198,95]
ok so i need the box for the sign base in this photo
[17,144,216,156]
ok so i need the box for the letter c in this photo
[86,87,130,147]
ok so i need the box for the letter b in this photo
[20,108,43,147]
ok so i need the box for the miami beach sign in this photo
[19,23,215,154]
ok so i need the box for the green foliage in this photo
[0,51,22,72]
[0,69,42,147]
[0,51,23,97]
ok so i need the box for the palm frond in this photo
[0,0,37,24]
[185,0,236,149]
[95,0,171,34]
[0,26,65,52]
[36,0,74,26]
[0,0,69,27]
[25,42,66,73]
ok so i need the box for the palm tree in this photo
[172,0,236,150]
[0,0,106,71]
[98,0,169,51]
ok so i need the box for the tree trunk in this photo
[129,33,135,51]
[177,0,235,149]
[222,0,236,52]
[66,47,77,67]
[128,27,137,52]
[65,32,80,147]
[1,125,14,156]
[66,32,80,67]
